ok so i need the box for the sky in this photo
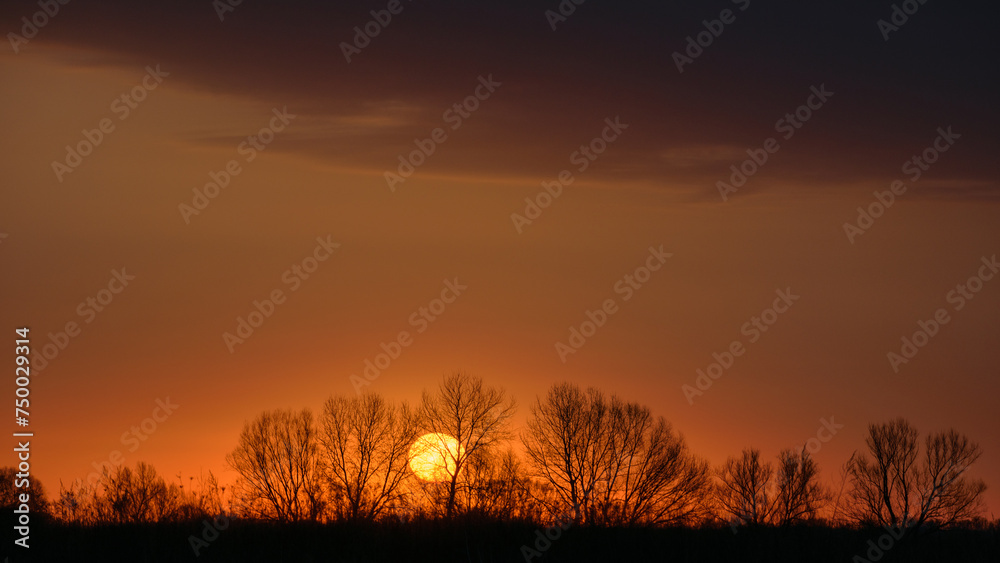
[1,0,998,517]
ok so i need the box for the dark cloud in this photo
[3,0,997,193]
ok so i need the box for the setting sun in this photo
[409,433,462,482]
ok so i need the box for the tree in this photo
[716,448,774,526]
[226,408,323,522]
[419,372,517,517]
[455,447,532,519]
[94,462,180,523]
[523,384,608,520]
[846,417,987,530]
[0,467,49,516]
[772,447,829,525]
[596,400,711,526]
[524,383,711,526]
[55,479,98,524]
[716,447,829,528]
[175,470,227,520]
[318,393,417,521]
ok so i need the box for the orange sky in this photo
[1,0,998,519]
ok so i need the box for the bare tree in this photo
[419,371,517,517]
[597,400,711,526]
[772,447,829,525]
[524,383,711,526]
[456,447,532,519]
[830,452,857,525]
[55,479,98,524]
[716,448,774,526]
[94,462,180,523]
[173,470,227,520]
[0,467,49,517]
[846,418,987,530]
[226,408,323,522]
[523,384,609,521]
[847,418,918,529]
[318,393,417,521]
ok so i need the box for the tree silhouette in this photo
[226,408,323,522]
[524,383,711,526]
[715,448,774,526]
[35,375,995,550]
[772,447,829,524]
[318,393,417,521]
[845,417,986,530]
[523,384,606,520]
[95,462,179,524]
[419,372,517,517]
[455,447,532,519]
[0,467,49,516]
[716,447,829,527]
[597,400,711,526]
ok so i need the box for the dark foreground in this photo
[6,518,999,563]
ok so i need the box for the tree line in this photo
[6,372,989,532]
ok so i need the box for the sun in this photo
[409,433,462,481]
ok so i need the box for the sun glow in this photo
[409,433,462,481]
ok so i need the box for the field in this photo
[14,517,1000,563]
